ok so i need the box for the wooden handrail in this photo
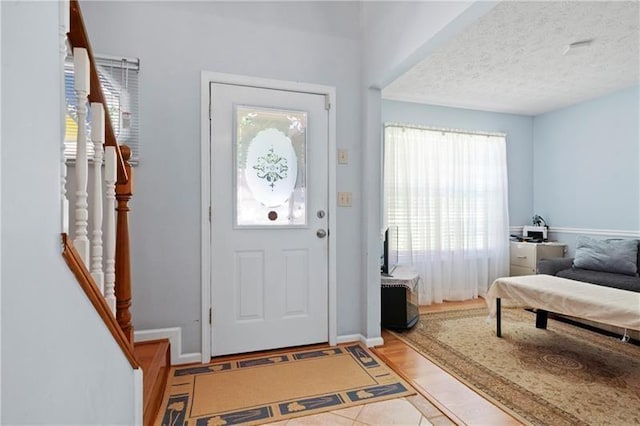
[67,0,128,185]
[62,234,140,369]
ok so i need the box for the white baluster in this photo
[91,103,105,294]
[104,146,117,314]
[73,47,90,265]
[59,0,70,234]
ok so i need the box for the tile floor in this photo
[264,396,455,426]
[263,299,518,426]
[162,299,517,425]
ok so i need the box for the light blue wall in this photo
[83,1,364,352]
[2,2,136,423]
[382,100,534,226]
[533,86,640,232]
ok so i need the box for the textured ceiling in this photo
[382,1,640,116]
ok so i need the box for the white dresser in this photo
[509,241,565,276]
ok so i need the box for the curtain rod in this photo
[384,122,506,138]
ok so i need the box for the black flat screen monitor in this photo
[381,225,399,276]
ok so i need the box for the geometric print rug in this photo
[155,343,414,425]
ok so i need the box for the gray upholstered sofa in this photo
[537,238,640,293]
[536,237,640,340]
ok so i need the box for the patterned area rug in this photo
[391,308,640,426]
[156,343,414,426]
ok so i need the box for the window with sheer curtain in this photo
[384,124,510,305]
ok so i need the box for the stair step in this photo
[134,339,170,426]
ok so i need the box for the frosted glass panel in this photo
[236,106,307,226]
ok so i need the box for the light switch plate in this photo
[338,192,352,207]
[338,149,348,164]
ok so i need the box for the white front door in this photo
[210,82,329,356]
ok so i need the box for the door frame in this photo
[200,71,337,363]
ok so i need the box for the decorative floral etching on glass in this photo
[253,145,289,189]
[246,129,296,203]
[236,106,307,226]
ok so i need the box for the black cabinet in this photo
[381,266,419,329]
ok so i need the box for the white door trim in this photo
[200,71,337,363]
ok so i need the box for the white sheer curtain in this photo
[384,124,510,305]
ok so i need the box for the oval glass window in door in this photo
[245,128,298,208]
[235,106,307,227]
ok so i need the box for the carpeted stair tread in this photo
[134,339,170,426]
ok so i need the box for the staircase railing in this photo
[62,0,135,352]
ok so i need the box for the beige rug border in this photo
[389,308,540,426]
[155,343,416,426]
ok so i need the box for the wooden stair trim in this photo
[138,340,169,409]
[135,339,170,426]
[62,233,140,369]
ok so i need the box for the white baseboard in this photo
[337,333,385,348]
[134,327,202,365]
[363,336,385,347]
[135,328,384,365]
[175,352,202,365]
[336,334,361,344]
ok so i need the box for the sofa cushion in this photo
[607,238,640,273]
[573,236,638,276]
[537,257,574,275]
[557,267,640,292]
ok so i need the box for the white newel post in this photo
[104,146,117,314]
[59,0,70,234]
[91,103,105,294]
[73,47,90,265]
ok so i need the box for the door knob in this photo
[316,229,327,238]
